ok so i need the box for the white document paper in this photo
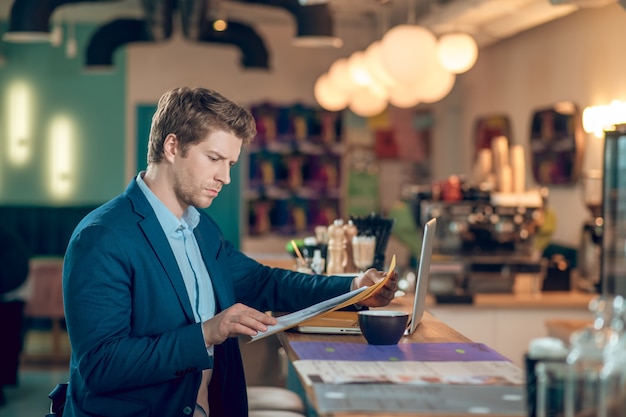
[250,286,368,342]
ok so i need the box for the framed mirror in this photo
[530,101,584,185]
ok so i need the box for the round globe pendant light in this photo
[388,82,421,108]
[349,87,387,118]
[380,24,438,85]
[364,41,396,88]
[417,60,456,103]
[314,73,349,111]
[437,32,478,74]
[328,57,358,97]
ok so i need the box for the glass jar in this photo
[598,296,626,417]
[564,296,620,417]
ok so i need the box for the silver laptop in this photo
[296,217,437,335]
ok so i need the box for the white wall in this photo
[432,3,626,246]
[126,3,626,245]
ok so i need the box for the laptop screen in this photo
[407,217,437,335]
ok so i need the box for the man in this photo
[62,87,398,417]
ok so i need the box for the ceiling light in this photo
[348,51,374,86]
[437,32,478,74]
[349,87,387,118]
[416,61,456,103]
[327,58,357,97]
[314,73,349,111]
[364,41,396,88]
[388,83,421,109]
[213,19,228,31]
[380,24,438,84]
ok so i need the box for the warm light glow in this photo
[48,115,74,198]
[328,58,358,96]
[583,100,626,138]
[349,87,387,118]
[364,41,396,88]
[213,19,227,32]
[416,60,456,103]
[380,24,438,84]
[388,82,421,108]
[347,50,389,101]
[437,33,478,74]
[348,50,373,86]
[314,73,349,111]
[7,81,32,165]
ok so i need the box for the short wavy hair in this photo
[147,87,257,163]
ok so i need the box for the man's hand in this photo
[201,303,277,347]
[352,268,399,307]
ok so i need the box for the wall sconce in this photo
[48,115,74,198]
[582,100,626,138]
[7,81,33,165]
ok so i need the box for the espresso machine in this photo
[407,182,546,296]
[577,170,603,292]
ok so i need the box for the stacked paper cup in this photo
[511,144,526,193]
[491,136,510,192]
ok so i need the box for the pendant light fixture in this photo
[437,32,478,74]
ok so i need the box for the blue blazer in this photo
[62,178,351,417]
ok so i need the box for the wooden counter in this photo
[426,290,595,367]
[427,289,595,309]
[277,296,524,417]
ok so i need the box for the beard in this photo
[172,168,216,210]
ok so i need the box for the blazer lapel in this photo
[126,179,196,323]
[194,225,234,313]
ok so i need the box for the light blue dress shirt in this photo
[136,173,216,355]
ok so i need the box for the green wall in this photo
[0,22,242,247]
[0,22,126,205]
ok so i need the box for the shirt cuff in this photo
[200,323,214,357]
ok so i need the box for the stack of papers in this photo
[250,256,396,342]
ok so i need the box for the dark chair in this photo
[45,382,67,417]
[0,300,25,404]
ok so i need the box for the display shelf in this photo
[246,103,344,236]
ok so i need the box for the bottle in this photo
[343,220,358,273]
[310,249,325,275]
[564,296,617,417]
[597,296,625,417]
[527,337,568,417]
[326,219,345,275]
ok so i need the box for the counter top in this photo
[278,296,525,417]
[427,290,595,310]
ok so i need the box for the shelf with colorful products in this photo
[245,103,345,236]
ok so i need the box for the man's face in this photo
[171,130,242,209]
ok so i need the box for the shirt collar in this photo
[136,172,200,233]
